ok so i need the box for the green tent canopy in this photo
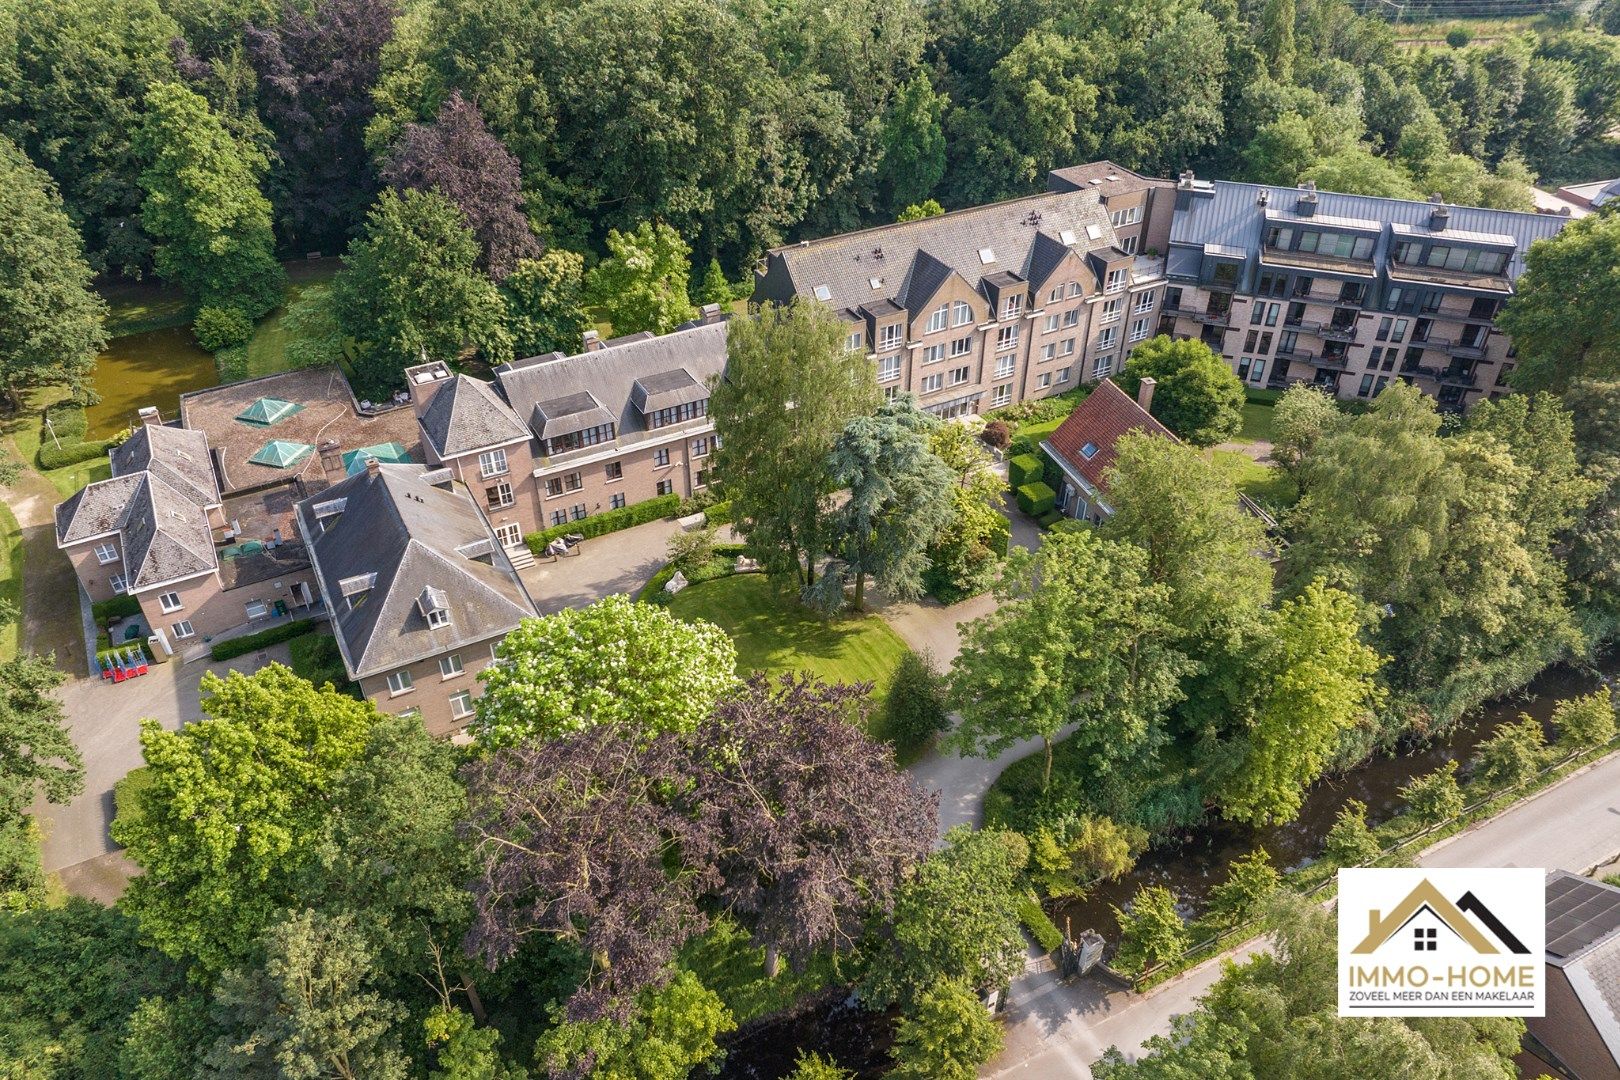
[249,439,315,468]
[343,442,412,474]
[235,397,304,426]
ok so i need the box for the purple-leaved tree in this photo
[381,91,540,280]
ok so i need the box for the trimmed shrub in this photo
[1015,481,1056,517]
[1016,893,1064,954]
[980,419,1011,451]
[1036,509,1063,529]
[38,436,121,470]
[1445,26,1472,47]
[92,595,143,623]
[43,401,88,441]
[524,493,681,552]
[880,650,949,756]
[193,305,254,351]
[1008,453,1044,488]
[702,500,732,525]
[209,618,317,661]
[215,344,249,383]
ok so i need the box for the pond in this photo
[1055,654,1618,941]
[85,327,218,438]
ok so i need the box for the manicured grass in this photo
[1211,449,1298,513]
[0,501,22,661]
[243,259,340,378]
[1015,416,1066,446]
[6,384,114,499]
[100,279,189,336]
[665,573,911,707]
[1235,400,1276,444]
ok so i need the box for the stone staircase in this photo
[504,543,536,570]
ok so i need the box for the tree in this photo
[677,676,936,976]
[112,665,377,973]
[889,978,1004,1080]
[205,910,408,1079]
[1565,379,1620,617]
[1323,799,1382,868]
[280,283,345,369]
[896,199,945,222]
[1257,0,1297,82]
[1499,212,1620,394]
[1218,581,1384,826]
[924,419,1009,601]
[1302,147,1423,199]
[584,221,696,336]
[709,301,880,588]
[881,650,949,752]
[1118,336,1245,447]
[789,1051,852,1080]
[1270,384,1343,474]
[135,81,285,319]
[245,0,395,251]
[1028,814,1148,899]
[877,76,947,215]
[0,654,83,910]
[381,91,540,281]
[1111,884,1189,978]
[1399,761,1464,827]
[332,188,510,396]
[863,827,1028,1010]
[474,595,737,748]
[421,1007,526,1080]
[533,971,733,1080]
[948,529,1187,790]
[0,137,105,408]
[694,258,732,307]
[814,398,955,610]
[1471,715,1546,791]
[1241,111,1317,184]
[502,251,590,358]
[1552,690,1616,751]
[1206,849,1280,926]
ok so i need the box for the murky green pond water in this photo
[85,327,218,438]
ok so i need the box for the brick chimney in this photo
[1296,179,1318,217]
[699,302,724,324]
[1137,376,1157,413]
[582,329,603,352]
[404,360,453,412]
[137,405,161,427]
[319,440,344,481]
[365,456,380,477]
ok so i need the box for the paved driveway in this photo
[520,518,735,614]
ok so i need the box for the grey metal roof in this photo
[417,374,530,458]
[494,320,728,450]
[762,188,1121,316]
[110,423,219,507]
[297,464,537,679]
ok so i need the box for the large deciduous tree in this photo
[1564,379,1620,621]
[923,419,1010,602]
[711,302,880,588]
[948,528,1188,790]
[380,90,539,281]
[245,0,397,252]
[534,971,733,1080]
[135,81,285,319]
[584,220,696,336]
[474,595,737,748]
[1500,212,1620,394]
[1118,337,1246,448]
[0,655,83,911]
[676,676,936,976]
[0,137,105,410]
[501,250,590,358]
[333,188,510,396]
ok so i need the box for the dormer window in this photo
[428,609,450,629]
[878,324,903,352]
[339,572,376,612]
[1105,268,1128,293]
[417,585,451,629]
[1002,294,1023,319]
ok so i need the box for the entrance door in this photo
[494,522,523,548]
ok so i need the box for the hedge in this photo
[1008,453,1045,488]
[524,493,681,552]
[44,401,88,441]
[38,436,121,470]
[92,595,143,623]
[1037,509,1064,529]
[702,500,732,525]
[209,618,317,661]
[1015,481,1056,517]
[289,633,359,696]
[1017,893,1064,954]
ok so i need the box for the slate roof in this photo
[110,423,219,507]
[1048,161,1164,197]
[55,474,144,545]
[118,473,217,589]
[494,320,729,450]
[1543,871,1620,1073]
[417,373,530,458]
[1043,380,1177,495]
[757,188,1122,316]
[296,464,537,679]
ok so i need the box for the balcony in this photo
[1201,307,1233,327]
[1439,368,1478,388]
[1162,300,1201,318]
[1401,363,1442,381]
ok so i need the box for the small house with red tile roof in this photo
[1040,377,1176,524]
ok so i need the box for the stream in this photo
[1055,654,1618,939]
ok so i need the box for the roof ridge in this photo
[769,188,1102,256]
[1208,178,1557,222]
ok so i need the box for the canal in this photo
[85,326,218,438]
[1056,654,1617,938]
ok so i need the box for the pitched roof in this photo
[417,373,530,458]
[1048,161,1164,197]
[110,423,219,507]
[117,473,217,589]
[1544,871,1620,1071]
[1043,380,1176,495]
[763,188,1122,315]
[297,464,537,679]
[55,474,144,545]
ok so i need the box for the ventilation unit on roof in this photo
[872,246,884,260]
[978,247,996,265]
[813,284,832,301]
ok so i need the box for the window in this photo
[1056,366,1070,384]
[550,509,567,526]
[571,503,588,521]
[387,669,414,696]
[1420,245,1508,275]
[647,401,705,429]
[1068,281,1083,298]
[1058,338,1075,357]
[1340,282,1367,304]
[1097,326,1117,350]
[544,422,615,455]
[1250,301,1265,325]
[1358,374,1374,398]
[845,329,864,353]
[1001,294,1023,319]
[995,325,1019,352]
[610,492,626,510]
[1048,286,1064,304]
[689,436,709,458]
[878,324,902,351]
[1129,318,1150,343]
[450,690,475,721]
[1470,297,1500,320]
[1292,276,1315,298]
[921,343,945,365]
[1036,372,1052,389]
[991,384,1012,407]
[1040,343,1056,362]
[883,386,900,402]
[1133,292,1155,314]
[921,373,944,393]
[949,366,970,386]
[1101,298,1122,324]
[478,448,508,478]
[1392,318,1409,342]
[950,335,973,357]
[1109,205,1142,227]
[995,355,1015,378]
[952,300,973,326]
[696,468,711,488]
[1413,926,1437,952]
[245,600,269,620]
[877,355,902,382]
[93,543,119,565]
[158,591,182,614]
[1092,354,1114,379]
[1249,359,1266,384]
[495,522,522,547]
[654,448,671,467]
[1257,272,1286,298]
[171,620,195,639]
[1105,268,1127,293]
[427,607,451,629]
[1120,235,1137,255]
[656,479,674,497]
[926,304,949,333]
[545,472,583,497]
[605,461,623,481]
[439,653,464,679]
[1044,314,1060,333]
[487,481,513,509]
[1062,308,1080,329]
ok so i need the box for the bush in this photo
[667,525,717,572]
[1036,509,1063,529]
[1324,799,1382,868]
[92,594,143,623]
[1399,760,1465,826]
[880,650,948,756]
[1553,690,1616,750]
[192,305,255,351]
[215,344,249,383]
[288,633,355,694]
[1007,453,1044,487]
[1016,893,1064,954]
[1470,715,1547,790]
[43,400,88,441]
[702,500,733,525]
[209,618,317,661]
[1445,26,1472,47]
[524,493,681,552]
[112,767,155,834]
[1205,849,1280,926]
[1111,885,1189,977]
[38,436,122,470]
[1015,481,1055,516]
[980,420,1011,451]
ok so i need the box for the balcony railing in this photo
[1202,308,1233,327]
[1439,369,1478,388]
[1415,335,1488,362]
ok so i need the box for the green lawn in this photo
[1236,400,1276,444]
[1211,449,1298,513]
[6,384,114,499]
[0,500,22,661]
[243,259,341,378]
[665,573,911,706]
[1015,415,1066,446]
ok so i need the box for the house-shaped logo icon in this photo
[1351,877,1530,956]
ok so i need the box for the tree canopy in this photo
[1118,336,1246,447]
